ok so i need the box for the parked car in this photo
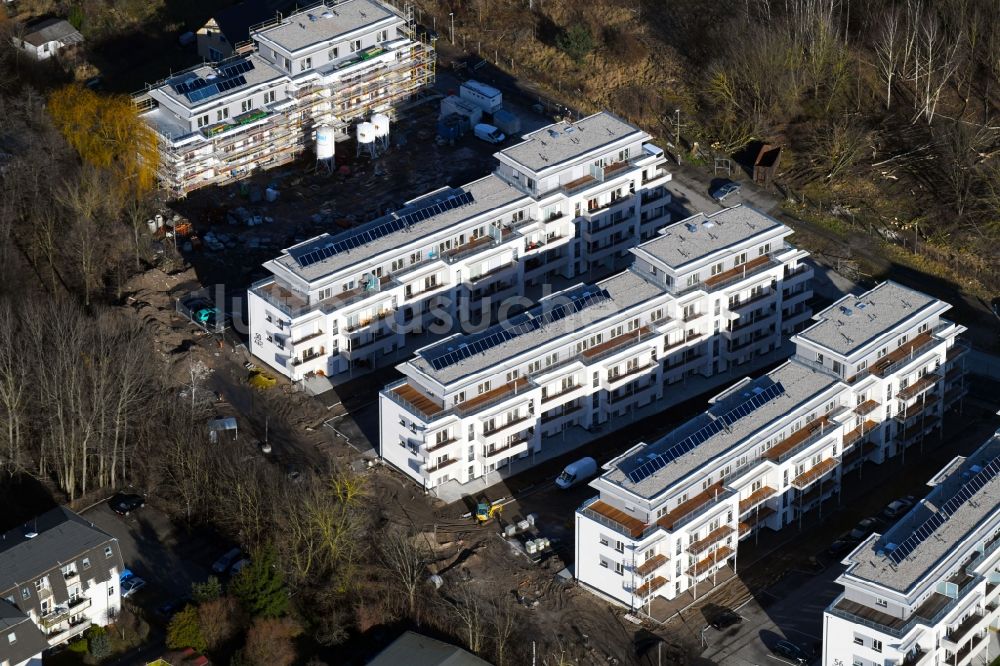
[120,572,146,598]
[709,608,743,630]
[211,547,242,574]
[848,517,881,541]
[108,492,144,516]
[711,181,741,202]
[773,639,810,664]
[882,497,915,521]
[230,558,251,575]
[155,597,192,620]
[826,539,854,557]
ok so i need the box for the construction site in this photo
[133,0,436,198]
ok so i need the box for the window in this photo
[599,558,609,568]
[7,632,15,645]
[872,638,882,652]
[350,39,362,52]
[196,115,210,128]
[710,262,724,276]
[108,586,115,597]
[328,46,339,60]
[759,243,771,255]
[875,598,887,607]
[615,541,625,553]
[216,107,229,122]
[735,252,747,265]
[686,273,700,287]
[377,29,388,42]
[599,536,609,547]
[300,57,312,71]
[20,588,28,600]
[104,546,113,558]
[82,557,91,570]
[283,56,291,70]
[265,90,276,104]
[853,636,863,645]
[614,562,624,575]
[477,381,491,395]
[241,99,254,113]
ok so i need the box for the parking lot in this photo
[83,500,227,611]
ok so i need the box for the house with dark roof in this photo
[0,600,45,666]
[368,631,491,666]
[0,507,124,662]
[13,18,84,60]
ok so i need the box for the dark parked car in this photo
[709,608,743,630]
[848,517,881,541]
[108,493,145,516]
[155,597,192,620]
[826,539,854,557]
[773,639,810,664]
[882,497,915,521]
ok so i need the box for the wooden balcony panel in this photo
[688,546,735,576]
[871,331,934,376]
[587,500,647,538]
[762,416,831,462]
[636,554,668,576]
[456,377,530,414]
[704,255,772,288]
[657,482,725,531]
[738,507,777,535]
[853,400,880,416]
[895,394,940,422]
[739,486,777,514]
[392,382,443,416]
[582,327,653,359]
[843,420,878,447]
[635,576,667,598]
[688,526,735,555]
[791,458,839,489]
[897,373,941,401]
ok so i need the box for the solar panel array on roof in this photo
[424,289,612,371]
[887,456,1000,565]
[626,382,787,484]
[170,59,256,103]
[295,191,475,268]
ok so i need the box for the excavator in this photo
[475,498,503,525]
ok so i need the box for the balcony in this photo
[739,486,777,515]
[455,378,530,416]
[871,331,938,377]
[704,255,777,291]
[46,618,91,646]
[762,416,832,463]
[290,329,325,347]
[581,327,654,364]
[423,436,459,454]
[559,173,596,195]
[894,395,940,424]
[40,608,71,629]
[425,457,458,474]
[291,349,327,367]
[389,381,444,419]
[829,577,977,639]
[946,612,985,646]
[542,383,582,404]
[896,373,941,401]
[946,341,970,363]
[483,414,533,437]
[481,437,530,463]
[470,261,517,284]
[738,506,776,536]
[344,309,393,333]
[688,546,734,577]
[580,498,647,538]
[636,554,669,576]
[730,287,777,312]
[791,458,839,489]
[955,633,988,663]
[635,576,667,599]
[843,420,878,448]
[688,526,735,555]
[608,363,655,386]
[853,400,880,416]
[657,482,731,531]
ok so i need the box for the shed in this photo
[14,18,83,60]
[753,144,782,186]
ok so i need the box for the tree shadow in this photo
[0,473,58,531]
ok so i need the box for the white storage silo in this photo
[356,121,377,158]
[372,113,390,151]
[316,125,335,173]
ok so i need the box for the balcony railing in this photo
[483,414,533,437]
[688,526,735,555]
[578,497,648,539]
[635,576,667,598]
[635,553,669,576]
[791,457,839,489]
[896,373,941,401]
[762,416,832,463]
[738,486,777,514]
[425,457,458,474]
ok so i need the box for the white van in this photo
[556,457,598,489]
[474,123,505,144]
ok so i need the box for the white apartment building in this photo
[573,280,968,610]
[824,429,1000,666]
[248,112,672,380]
[378,205,814,491]
[135,0,435,197]
[0,508,125,663]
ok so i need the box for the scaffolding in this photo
[138,2,436,198]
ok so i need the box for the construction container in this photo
[460,80,502,114]
[437,113,463,141]
[492,109,521,136]
[525,540,538,555]
[439,95,482,127]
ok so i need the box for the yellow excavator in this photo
[475,500,503,525]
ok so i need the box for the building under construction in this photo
[134,0,435,197]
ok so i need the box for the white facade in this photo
[573,280,968,609]
[824,429,1000,666]
[136,0,435,196]
[378,205,813,491]
[248,112,672,381]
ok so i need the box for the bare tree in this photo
[911,10,961,124]
[0,300,26,475]
[874,7,903,109]
[379,527,431,619]
[444,585,487,654]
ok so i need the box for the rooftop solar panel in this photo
[887,456,1000,565]
[295,191,476,268]
[625,382,787,484]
